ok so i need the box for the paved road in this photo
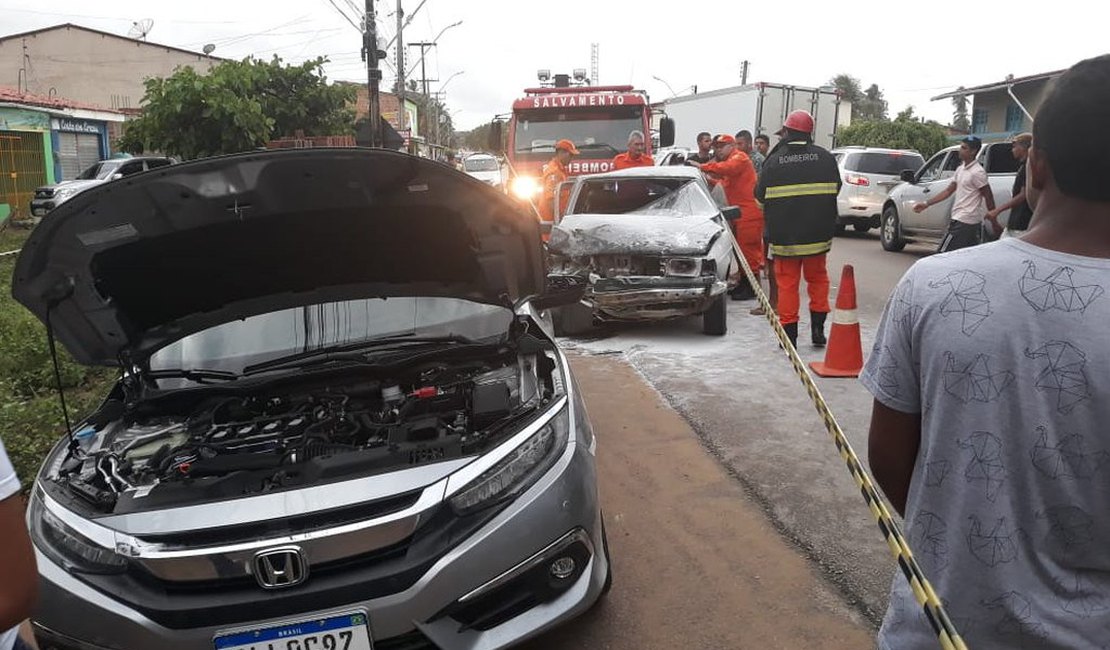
[558,232,935,625]
[524,354,872,649]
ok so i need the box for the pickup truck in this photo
[879,142,1019,251]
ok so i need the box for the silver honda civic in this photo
[13,149,610,650]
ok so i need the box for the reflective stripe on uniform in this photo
[770,240,832,257]
[763,182,840,199]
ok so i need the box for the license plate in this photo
[214,613,373,650]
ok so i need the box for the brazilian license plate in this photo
[214,612,373,650]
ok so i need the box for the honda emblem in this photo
[252,546,309,590]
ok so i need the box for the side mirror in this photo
[659,117,676,148]
[110,173,124,181]
[532,274,588,311]
[488,121,503,154]
[900,169,916,183]
[721,206,741,222]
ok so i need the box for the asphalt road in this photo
[523,354,872,649]
[557,231,935,626]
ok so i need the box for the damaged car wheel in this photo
[702,294,727,336]
[553,302,595,337]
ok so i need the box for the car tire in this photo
[553,302,594,336]
[835,222,847,235]
[853,222,871,233]
[702,294,727,336]
[881,205,907,252]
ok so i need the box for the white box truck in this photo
[663,82,850,151]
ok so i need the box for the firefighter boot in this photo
[811,311,828,347]
[783,323,798,349]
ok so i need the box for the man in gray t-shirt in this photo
[862,55,1110,650]
[0,436,36,650]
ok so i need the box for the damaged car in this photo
[546,166,741,336]
[12,149,610,650]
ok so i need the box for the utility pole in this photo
[365,0,382,146]
[741,60,750,85]
[408,42,436,97]
[395,0,405,137]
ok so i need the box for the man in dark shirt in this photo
[687,131,714,164]
[988,132,1033,236]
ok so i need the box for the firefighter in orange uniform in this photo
[692,134,764,299]
[539,139,579,223]
[611,130,654,170]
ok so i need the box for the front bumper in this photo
[588,275,727,320]
[31,430,606,650]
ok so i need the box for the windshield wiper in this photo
[241,335,485,376]
[143,368,239,383]
[576,143,620,155]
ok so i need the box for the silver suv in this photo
[831,147,925,233]
[15,149,610,650]
[30,156,175,216]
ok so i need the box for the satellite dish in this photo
[203,44,216,55]
[128,18,154,41]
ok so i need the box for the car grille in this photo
[375,630,438,650]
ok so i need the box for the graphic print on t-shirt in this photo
[1030,426,1110,480]
[959,431,1006,501]
[929,269,992,335]
[1019,261,1105,313]
[1024,341,1092,414]
[942,352,1014,403]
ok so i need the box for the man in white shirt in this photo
[0,437,36,650]
[913,135,999,252]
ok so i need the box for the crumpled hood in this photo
[548,213,724,257]
[12,148,544,366]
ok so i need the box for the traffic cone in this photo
[810,264,863,378]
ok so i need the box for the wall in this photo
[0,26,218,110]
[970,78,1057,140]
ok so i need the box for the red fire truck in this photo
[492,82,673,218]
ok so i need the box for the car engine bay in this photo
[50,345,563,515]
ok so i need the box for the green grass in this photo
[0,224,115,487]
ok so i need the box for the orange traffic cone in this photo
[810,264,864,378]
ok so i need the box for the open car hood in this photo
[548,213,723,257]
[12,148,545,366]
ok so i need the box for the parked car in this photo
[831,146,925,233]
[29,156,175,216]
[13,149,610,650]
[880,142,1019,251]
[461,152,504,190]
[547,166,741,336]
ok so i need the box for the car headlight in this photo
[511,176,541,200]
[52,187,81,203]
[450,403,570,514]
[664,257,701,277]
[28,488,126,574]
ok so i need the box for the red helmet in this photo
[782,110,815,134]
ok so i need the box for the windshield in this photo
[513,107,643,158]
[149,297,513,375]
[76,161,120,180]
[570,178,717,216]
[464,157,500,172]
[848,152,925,175]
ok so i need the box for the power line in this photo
[322,0,362,32]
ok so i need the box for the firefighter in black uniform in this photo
[755,110,842,349]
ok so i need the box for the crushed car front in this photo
[13,148,608,650]
[547,168,736,321]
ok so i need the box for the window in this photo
[145,159,173,170]
[917,152,948,183]
[971,108,989,134]
[1005,104,1026,133]
[848,152,925,175]
[571,178,716,216]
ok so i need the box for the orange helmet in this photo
[555,139,580,155]
[781,110,815,134]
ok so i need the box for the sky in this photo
[4,0,1108,133]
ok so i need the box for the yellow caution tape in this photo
[730,241,968,650]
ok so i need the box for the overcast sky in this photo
[5,0,1107,133]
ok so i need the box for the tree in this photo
[896,105,916,122]
[117,56,355,159]
[951,87,970,132]
[835,118,949,158]
[860,84,888,121]
[829,74,887,121]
